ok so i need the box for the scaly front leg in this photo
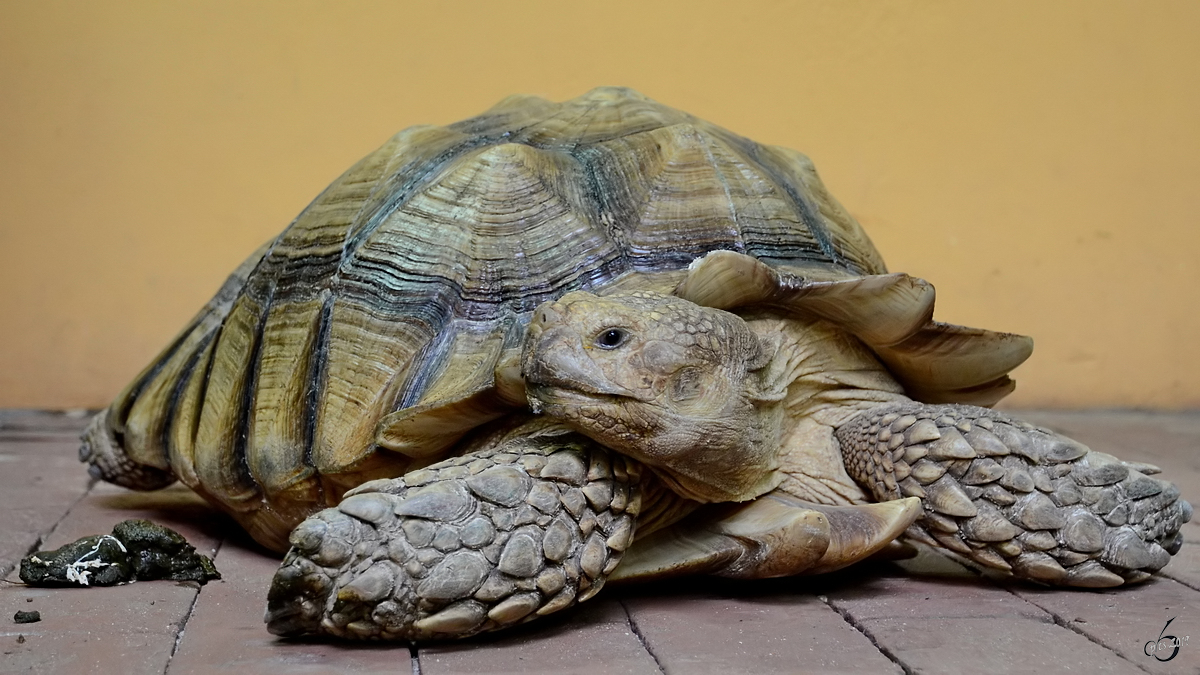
[264,422,642,641]
[836,403,1191,586]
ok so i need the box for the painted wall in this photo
[2,1,1198,409]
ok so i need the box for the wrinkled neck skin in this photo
[617,366,787,505]
[745,310,910,505]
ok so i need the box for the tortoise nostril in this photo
[536,304,563,326]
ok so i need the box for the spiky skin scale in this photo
[836,402,1191,586]
[265,423,644,641]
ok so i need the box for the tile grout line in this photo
[619,600,667,674]
[162,536,227,675]
[1,417,96,579]
[937,545,1161,672]
[951,551,1157,675]
[1159,569,1200,593]
[819,595,915,675]
[1007,590,1155,675]
[2,475,100,580]
[410,645,421,675]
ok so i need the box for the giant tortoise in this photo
[79,88,1190,642]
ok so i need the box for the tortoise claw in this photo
[609,494,920,582]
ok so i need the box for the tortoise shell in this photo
[89,88,969,550]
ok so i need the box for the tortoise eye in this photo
[595,328,628,350]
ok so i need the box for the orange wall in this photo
[2,1,1198,409]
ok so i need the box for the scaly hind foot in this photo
[78,408,176,491]
[265,427,642,641]
[836,403,1192,587]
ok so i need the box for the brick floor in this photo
[2,409,1199,674]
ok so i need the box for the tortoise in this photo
[78,88,1191,642]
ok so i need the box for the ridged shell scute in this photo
[97,87,888,551]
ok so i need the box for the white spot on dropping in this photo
[64,535,127,586]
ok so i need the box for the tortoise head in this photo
[522,290,785,503]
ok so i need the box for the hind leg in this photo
[78,409,176,490]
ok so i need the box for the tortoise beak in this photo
[523,325,636,400]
